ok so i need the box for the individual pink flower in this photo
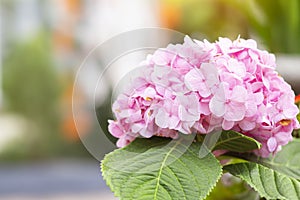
[209,82,247,121]
[273,95,299,123]
[151,65,188,97]
[167,36,212,67]
[155,93,200,134]
[184,63,219,97]
[225,58,246,78]
[108,120,125,138]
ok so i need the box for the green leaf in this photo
[248,138,300,180]
[101,136,222,200]
[197,130,261,153]
[214,130,261,152]
[224,162,300,200]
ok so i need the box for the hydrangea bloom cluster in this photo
[108,36,299,157]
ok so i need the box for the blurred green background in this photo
[0,0,299,199]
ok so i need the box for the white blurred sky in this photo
[78,0,159,47]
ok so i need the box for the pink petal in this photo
[267,137,277,152]
[199,101,211,115]
[201,63,219,88]
[131,123,144,133]
[224,102,245,121]
[108,120,124,138]
[139,126,155,138]
[227,59,246,77]
[142,87,157,99]
[245,102,257,117]
[178,105,199,121]
[169,115,180,129]
[152,65,171,80]
[152,49,173,66]
[217,37,233,53]
[155,109,169,128]
[222,120,235,130]
[178,122,193,134]
[209,95,226,117]
[116,135,135,148]
[274,132,292,144]
[213,82,227,102]
[253,92,264,105]
[239,120,256,131]
[171,56,193,74]
[231,86,247,102]
[125,110,142,123]
[184,69,211,97]
[283,104,299,118]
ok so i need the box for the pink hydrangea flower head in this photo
[108,36,300,157]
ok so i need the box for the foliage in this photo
[225,162,300,199]
[102,131,300,199]
[197,130,261,153]
[1,33,89,160]
[160,0,250,41]
[161,0,300,53]
[3,33,60,124]
[236,138,300,180]
[102,136,222,200]
[224,0,300,53]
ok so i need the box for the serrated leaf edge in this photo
[225,162,300,200]
[185,147,223,200]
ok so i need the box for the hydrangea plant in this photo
[101,36,300,200]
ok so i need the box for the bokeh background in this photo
[0,0,299,199]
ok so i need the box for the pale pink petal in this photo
[178,105,199,121]
[239,39,257,49]
[116,135,135,148]
[155,109,169,128]
[108,120,124,138]
[171,56,193,74]
[185,70,211,97]
[222,120,235,130]
[169,115,180,129]
[274,132,293,144]
[217,37,232,53]
[178,122,193,134]
[231,86,247,102]
[201,63,220,88]
[239,120,256,131]
[253,92,264,105]
[141,87,157,99]
[209,95,226,117]
[227,59,246,77]
[283,104,299,118]
[193,121,207,133]
[224,102,245,121]
[152,49,174,66]
[131,123,144,133]
[152,65,172,79]
[139,125,155,138]
[119,109,136,119]
[267,137,277,152]
[199,101,211,115]
[213,82,227,102]
[178,94,200,115]
[246,105,257,118]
